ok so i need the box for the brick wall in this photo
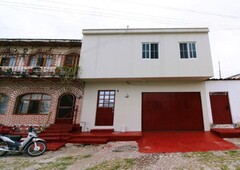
[0,77,84,127]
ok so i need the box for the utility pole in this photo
[218,61,222,79]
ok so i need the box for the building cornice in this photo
[0,39,82,47]
[82,28,209,35]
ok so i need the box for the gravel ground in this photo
[0,139,239,170]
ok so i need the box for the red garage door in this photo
[142,92,204,131]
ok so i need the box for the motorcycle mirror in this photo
[28,126,33,132]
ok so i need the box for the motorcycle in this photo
[0,126,47,157]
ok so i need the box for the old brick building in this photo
[0,39,83,129]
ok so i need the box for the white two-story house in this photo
[79,28,214,132]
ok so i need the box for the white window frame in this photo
[179,42,197,59]
[142,42,159,59]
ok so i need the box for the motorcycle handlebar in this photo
[28,126,36,132]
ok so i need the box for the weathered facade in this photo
[0,39,83,128]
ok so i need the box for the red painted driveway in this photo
[137,132,239,153]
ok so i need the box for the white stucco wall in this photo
[80,28,213,80]
[205,80,240,124]
[80,80,210,132]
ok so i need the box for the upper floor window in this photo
[0,94,9,114]
[29,53,53,67]
[179,42,197,59]
[64,53,80,67]
[142,43,159,59]
[16,94,51,114]
[0,54,16,66]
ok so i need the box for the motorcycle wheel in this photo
[26,141,47,157]
[0,141,7,156]
[0,150,6,156]
[0,151,7,156]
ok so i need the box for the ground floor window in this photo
[0,94,9,114]
[16,94,51,114]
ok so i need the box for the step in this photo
[48,124,74,128]
[108,135,142,141]
[71,131,142,139]
[39,132,71,137]
[0,126,12,134]
[45,127,73,131]
[90,129,114,133]
[211,128,240,138]
[47,142,66,151]
[71,132,111,138]
[42,136,71,142]
[45,124,73,130]
[72,125,82,132]
[45,126,73,130]
[42,129,73,133]
[211,124,235,129]
[68,137,109,144]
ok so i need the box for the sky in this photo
[0,0,240,78]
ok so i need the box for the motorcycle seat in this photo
[4,135,22,142]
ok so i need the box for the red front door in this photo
[55,94,76,124]
[95,90,115,126]
[210,92,232,124]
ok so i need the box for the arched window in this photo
[29,53,53,67]
[16,94,51,114]
[0,94,9,114]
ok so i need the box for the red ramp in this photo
[137,132,238,153]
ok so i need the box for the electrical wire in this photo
[32,0,240,20]
[0,0,240,30]
[0,0,240,36]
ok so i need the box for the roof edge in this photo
[82,27,209,35]
[0,39,81,43]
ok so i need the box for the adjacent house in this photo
[79,28,214,132]
[206,78,240,126]
[0,39,83,129]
